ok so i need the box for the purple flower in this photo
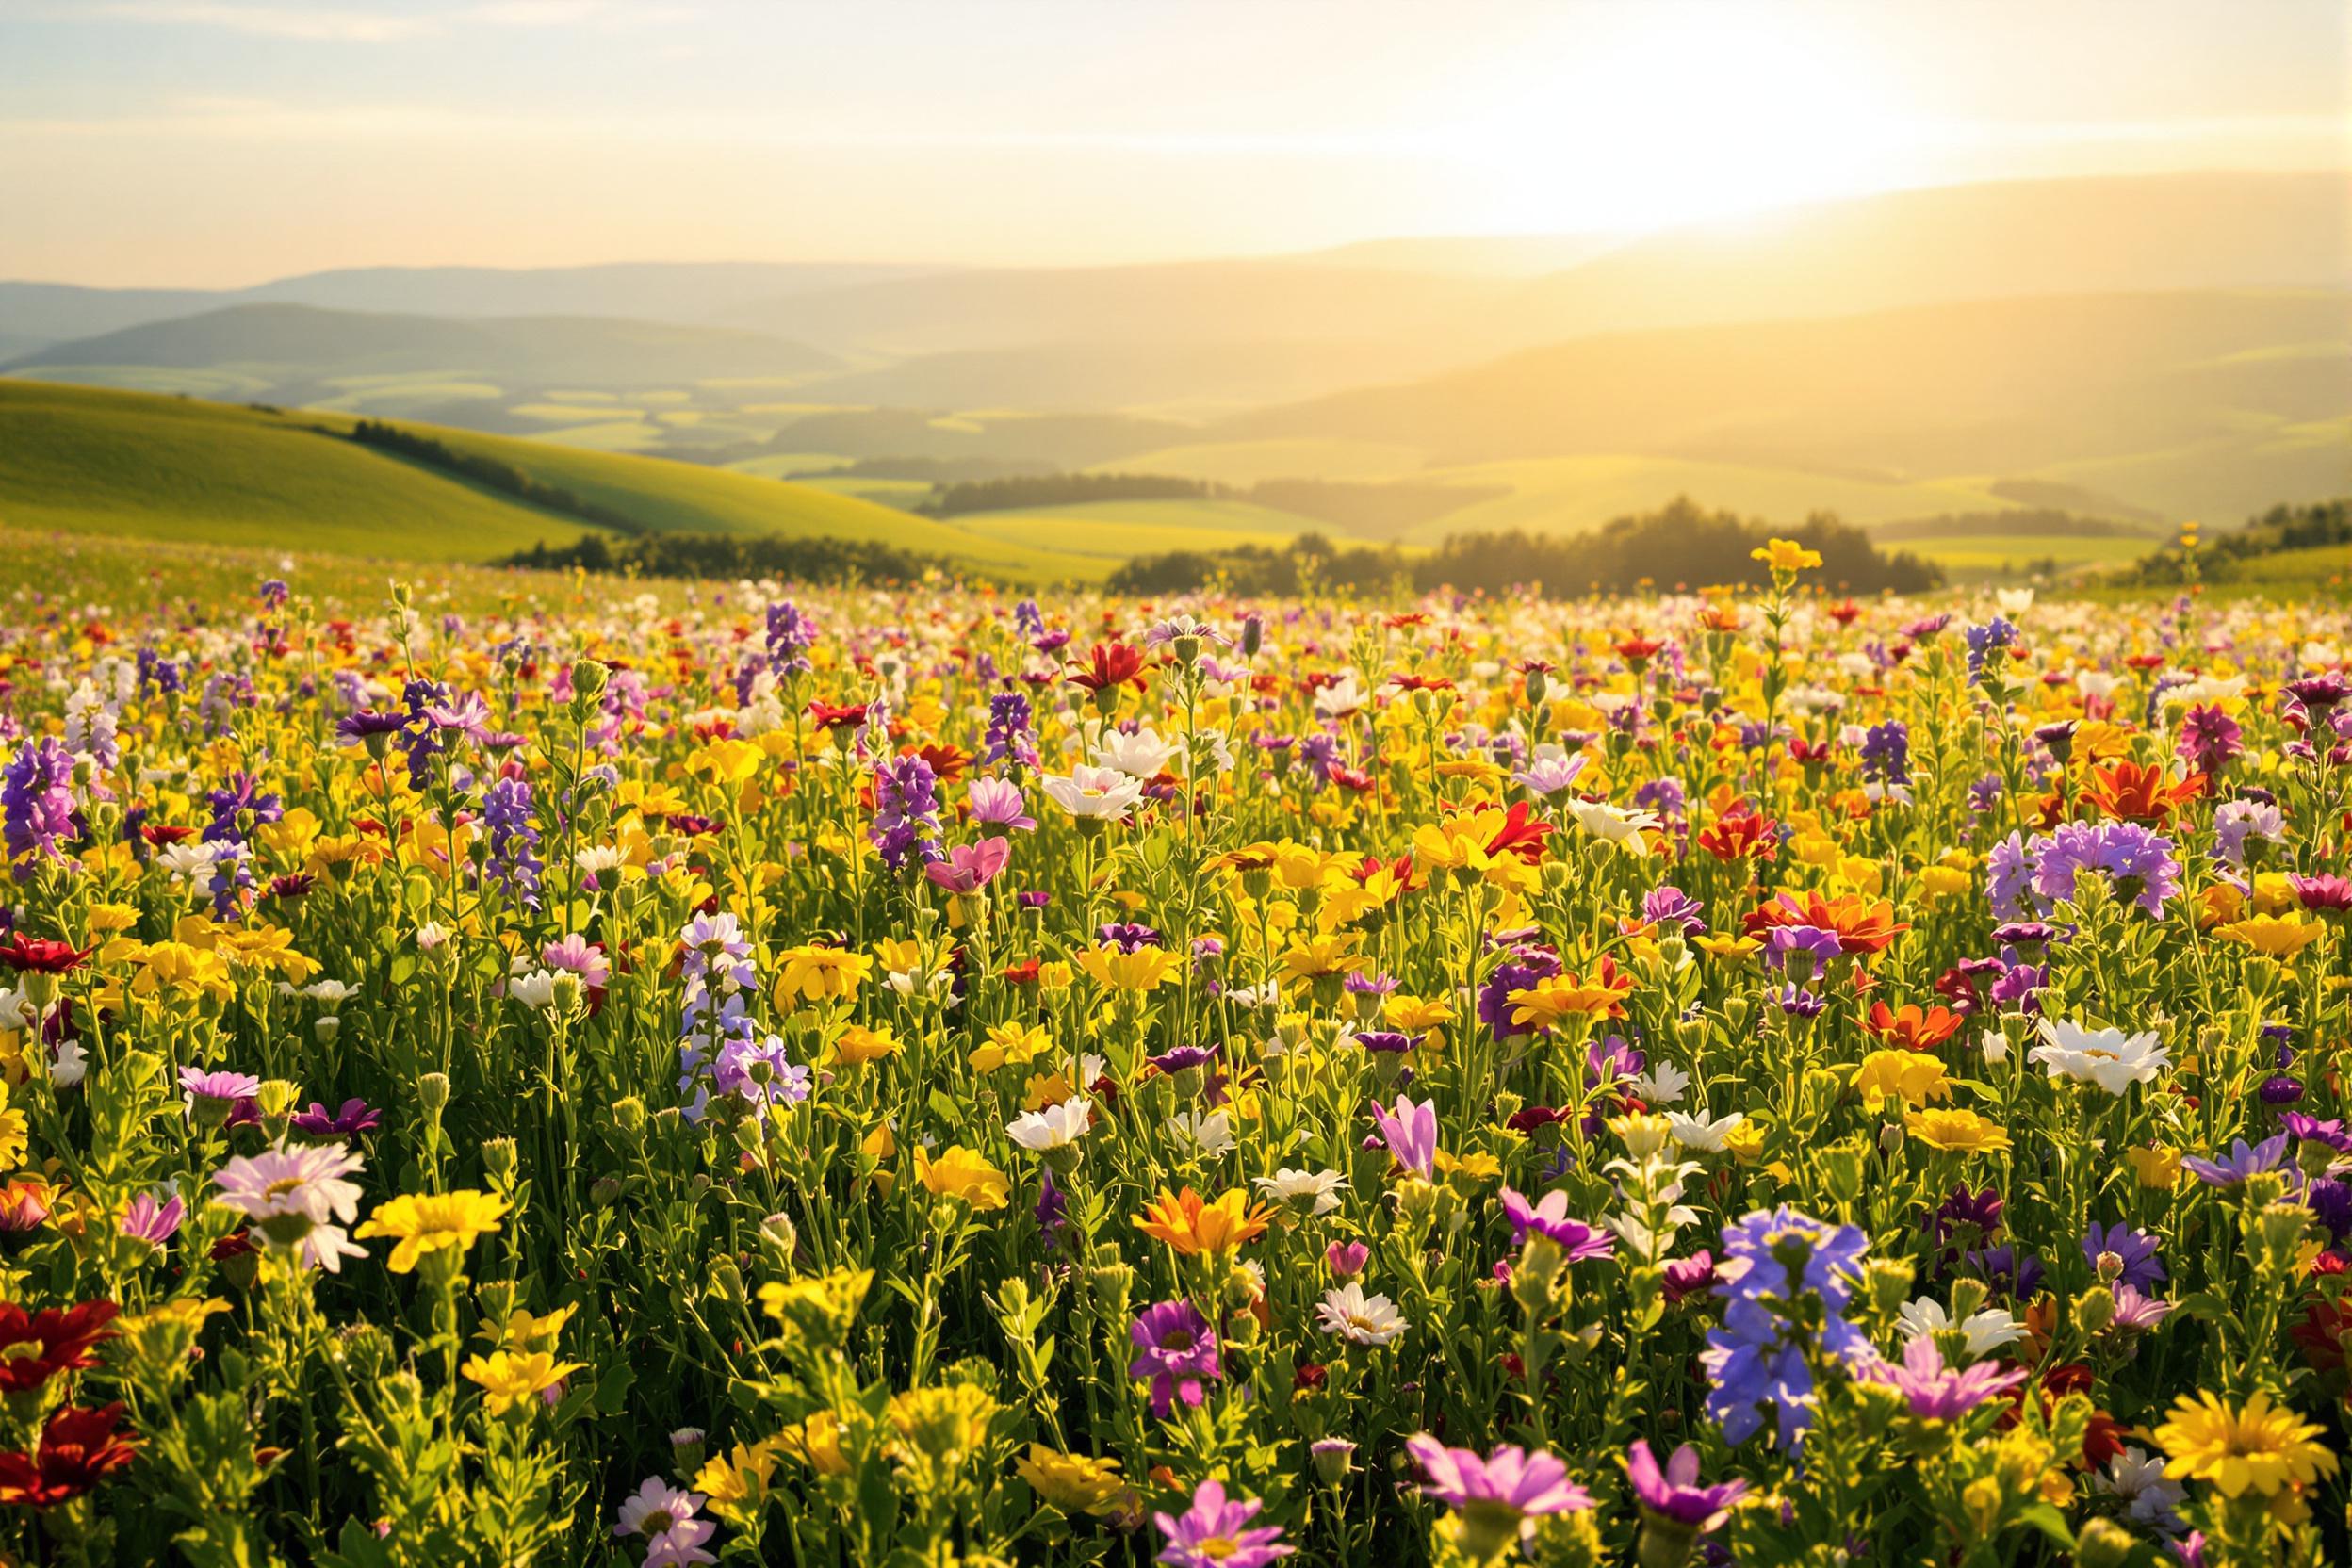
[1128,1300,1220,1418]
[482,776,543,906]
[2108,1284,2175,1334]
[2082,1221,2165,1292]
[1153,1479,1292,1568]
[1497,1187,1614,1262]
[2029,821,2180,918]
[1370,1095,1437,1177]
[1701,1207,1871,1449]
[1855,1334,2028,1419]
[1642,885,1707,937]
[180,1068,262,1102]
[1404,1435,1592,1558]
[765,600,817,675]
[2177,704,2242,776]
[2,738,78,880]
[1624,1440,1746,1534]
[121,1188,186,1247]
[871,753,943,871]
[2181,1135,2291,1189]
[966,776,1036,832]
[2283,1113,2352,1154]
[289,1099,382,1137]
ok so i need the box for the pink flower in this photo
[923,836,1011,895]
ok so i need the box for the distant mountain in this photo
[1485,171,2351,344]
[0,262,938,346]
[5,303,837,393]
[720,260,1495,355]
[808,337,1478,413]
[1228,290,2352,521]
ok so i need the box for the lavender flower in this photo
[1128,1299,1220,1417]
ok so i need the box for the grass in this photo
[1902,532,2152,580]
[1086,439,1432,484]
[938,498,1320,560]
[1394,456,2030,544]
[0,380,594,561]
[0,380,1103,581]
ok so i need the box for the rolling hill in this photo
[0,380,1102,580]
[1227,290,2352,523]
[5,304,836,399]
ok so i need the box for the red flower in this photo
[1696,808,1777,863]
[0,1402,139,1507]
[1064,642,1147,694]
[0,1302,118,1394]
[139,824,197,848]
[2082,760,2204,825]
[804,700,867,732]
[1481,802,1551,866]
[0,936,93,976]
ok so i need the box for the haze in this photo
[2,0,2347,287]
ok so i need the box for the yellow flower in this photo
[887,1384,998,1464]
[2217,914,2325,959]
[83,903,139,937]
[829,1024,900,1069]
[971,1021,1051,1073]
[915,1145,1009,1211]
[1918,865,1971,901]
[130,942,235,1003]
[774,1411,851,1476]
[1853,1050,1950,1111]
[1133,1187,1273,1256]
[460,1349,582,1416]
[1693,934,1763,962]
[354,1189,509,1273]
[687,737,764,787]
[758,1268,874,1349]
[2155,1389,2340,1498]
[1276,934,1368,988]
[694,1440,779,1525]
[1722,1120,1768,1165]
[1903,1107,2011,1154]
[1751,537,1822,574]
[774,946,872,1009]
[2127,1144,2182,1191]
[1016,1445,1125,1516]
[1073,944,1180,993]
[478,1301,577,1355]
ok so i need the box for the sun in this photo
[1446,11,1919,234]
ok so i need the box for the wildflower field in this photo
[6,542,2352,1568]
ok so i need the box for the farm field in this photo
[6,543,2352,1565]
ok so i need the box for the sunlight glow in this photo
[1446,14,1918,233]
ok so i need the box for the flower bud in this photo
[1311,1437,1356,1485]
[314,1015,341,1045]
[612,1096,647,1135]
[569,658,610,710]
[481,1136,519,1188]
[417,1072,451,1115]
[2073,1284,2116,1336]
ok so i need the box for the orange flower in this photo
[1133,1187,1274,1256]
[1864,1001,1965,1052]
[1696,807,1778,862]
[1744,890,1908,956]
[2082,760,2203,825]
[1506,957,1636,1025]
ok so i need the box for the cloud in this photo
[81,1,696,41]
[91,3,439,41]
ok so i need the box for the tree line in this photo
[499,531,925,584]
[1108,498,1943,596]
[347,420,645,535]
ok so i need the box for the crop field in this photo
[2,537,2348,1566]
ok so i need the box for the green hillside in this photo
[936,498,1320,561]
[0,380,590,560]
[0,380,1101,580]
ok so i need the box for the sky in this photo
[1,0,2345,287]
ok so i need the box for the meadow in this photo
[2,535,2349,1568]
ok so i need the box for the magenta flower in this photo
[1623,1439,1745,1534]
[1497,1187,1615,1262]
[121,1188,185,1247]
[1128,1299,1221,1418]
[1153,1478,1293,1568]
[923,836,1011,895]
[1371,1094,1437,1177]
[1854,1334,2027,1419]
[542,933,612,989]
[965,776,1037,832]
[1404,1435,1592,1558]
[179,1068,262,1102]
